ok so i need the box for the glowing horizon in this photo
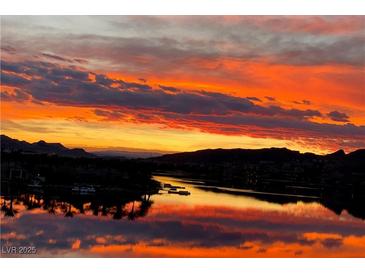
[1,16,364,154]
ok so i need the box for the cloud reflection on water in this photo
[1,176,365,257]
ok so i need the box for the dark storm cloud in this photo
[0,60,300,116]
[123,81,153,91]
[166,112,365,138]
[1,60,24,73]
[263,106,322,119]
[1,89,31,102]
[321,238,343,249]
[1,71,30,86]
[2,60,364,140]
[93,74,152,91]
[327,111,350,123]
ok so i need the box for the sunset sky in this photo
[1,16,364,154]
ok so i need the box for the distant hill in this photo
[151,147,365,164]
[2,134,364,163]
[153,147,303,163]
[92,149,164,159]
[1,135,94,158]
[347,149,365,161]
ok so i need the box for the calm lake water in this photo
[1,175,365,257]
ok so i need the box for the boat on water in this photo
[177,190,190,196]
[168,189,191,196]
[72,185,96,195]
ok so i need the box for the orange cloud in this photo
[1,16,364,153]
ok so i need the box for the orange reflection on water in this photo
[87,234,365,258]
[1,176,365,257]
